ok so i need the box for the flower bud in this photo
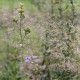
[20,13,25,18]
[13,16,18,23]
[24,26,31,35]
[19,3,24,8]
[18,8,24,13]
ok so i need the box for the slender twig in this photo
[69,0,75,24]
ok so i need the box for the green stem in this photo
[51,0,54,15]
[11,0,14,14]
[20,18,23,43]
[59,0,62,18]
[70,0,75,23]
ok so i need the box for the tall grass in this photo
[0,0,80,80]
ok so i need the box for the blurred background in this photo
[0,0,80,80]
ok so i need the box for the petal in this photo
[25,59,30,62]
[33,56,37,59]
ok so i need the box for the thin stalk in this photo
[59,0,62,18]
[41,28,51,80]
[6,32,10,58]
[20,18,23,43]
[69,0,75,24]
[19,18,24,80]
[51,0,54,15]
[11,0,14,28]
[11,0,14,14]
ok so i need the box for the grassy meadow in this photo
[0,0,80,80]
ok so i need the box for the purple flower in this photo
[4,32,7,35]
[9,34,11,38]
[26,56,31,60]
[25,59,30,62]
[25,56,31,62]
[33,56,37,59]
[4,32,11,38]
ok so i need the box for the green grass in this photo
[0,27,42,61]
[0,0,80,79]
[0,28,19,61]
[0,0,39,60]
[0,0,36,13]
[0,28,7,61]
[0,0,80,54]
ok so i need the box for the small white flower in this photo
[20,44,22,47]
[32,62,33,63]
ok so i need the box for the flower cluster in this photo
[24,26,31,35]
[13,2,25,24]
[25,56,37,62]
[4,32,11,38]
[13,16,18,23]
[18,3,25,19]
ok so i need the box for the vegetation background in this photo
[0,0,80,80]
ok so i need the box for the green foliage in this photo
[0,0,80,80]
[50,68,76,80]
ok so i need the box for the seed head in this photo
[24,26,31,35]
[13,16,18,23]
[19,3,24,9]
